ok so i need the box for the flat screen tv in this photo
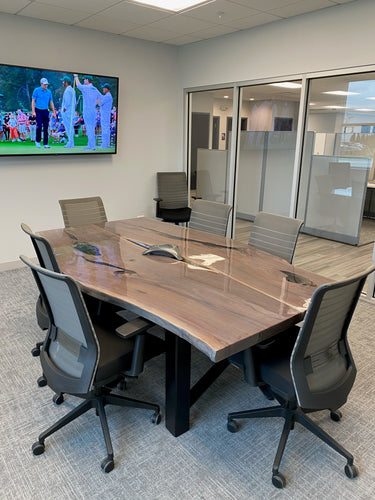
[0,63,118,156]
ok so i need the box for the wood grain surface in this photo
[39,218,330,362]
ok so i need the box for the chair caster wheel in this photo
[227,419,239,433]
[272,472,286,489]
[117,380,126,392]
[330,410,342,422]
[345,463,358,479]
[151,411,161,425]
[32,441,45,455]
[37,375,47,387]
[101,456,114,473]
[31,347,40,357]
[53,393,64,405]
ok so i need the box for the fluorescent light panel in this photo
[130,0,214,12]
[269,82,302,89]
[323,91,359,96]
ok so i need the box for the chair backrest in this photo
[248,212,303,264]
[157,172,189,209]
[189,199,232,236]
[21,223,60,272]
[290,265,375,411]
[59,196,107,227]
[20,255,99,395]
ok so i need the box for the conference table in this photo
[39,217,329,437]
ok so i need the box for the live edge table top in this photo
[39,218,329,363]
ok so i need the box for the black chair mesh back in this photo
[290,266,375,411]
[157,172,189,210]
[59,196,107,228]
[249,212,303,264]
[21,223,60,272]
[21,256,99,395]
[189,200,232,236]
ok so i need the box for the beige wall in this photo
[0,13,182,265]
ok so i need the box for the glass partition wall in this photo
[298,73,375,244]
[186,69,375,245]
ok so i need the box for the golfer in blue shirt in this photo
[31,77,56,148]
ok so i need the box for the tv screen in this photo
[0,63,118,156]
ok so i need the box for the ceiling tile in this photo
[269,0,336,18]
[123,25,179,42]
[76,14,142,34]
[18,2,89,24]
[185,0,260,22]
[165,34,205,45]
[0,0,31,14]
[192,24,237,38]
[227,0,304,11]
[29,0,122,14]
[224,12,281,29]
[148,13,217,35]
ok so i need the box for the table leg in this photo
[165,331,191,437]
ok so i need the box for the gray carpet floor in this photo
[1,267,375,500]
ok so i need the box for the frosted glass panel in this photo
[304,156,371,244]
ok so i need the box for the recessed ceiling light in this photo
[223,95,229,99]
[323,91,359,96]
[355,108,374,112]
[249,98,255,101]
[129,0,214,12]
[366,97,375,100]
[269,82,302,89]
[324,105,346,109]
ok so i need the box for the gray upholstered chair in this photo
[58,196,107,227]
[21,255,162,473]
[227,265,375,489]
[154,172,191,224]
[248,211,303,264]
[189,199,232,236]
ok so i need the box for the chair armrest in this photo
[115,317,152,339]
[153,197,162,202]
[191,196,202,200]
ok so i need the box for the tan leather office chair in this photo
[59,196,107,227]
[189,199,232,236]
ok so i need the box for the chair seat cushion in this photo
[257,327,299,401]
[159,207,191,223]
[94,324,165,383]
[94,323,135,382]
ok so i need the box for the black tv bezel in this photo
[0,62,119,158]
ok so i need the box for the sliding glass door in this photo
[188,88,234,203]
[234,81,302,241]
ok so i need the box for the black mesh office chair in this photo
[21,223,60,364]
[248,211,303,264]
[189,199,232,236]
[154,172,191,224]
[229,212,304,390]
[227,265,375,488]
[21,255,163,473]
[58,196,108,227]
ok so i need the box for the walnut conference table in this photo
[39,217,329,437]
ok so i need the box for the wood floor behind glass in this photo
[235,217,375,281]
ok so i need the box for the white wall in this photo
[0,14,181,265]
[179,0,375,88]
